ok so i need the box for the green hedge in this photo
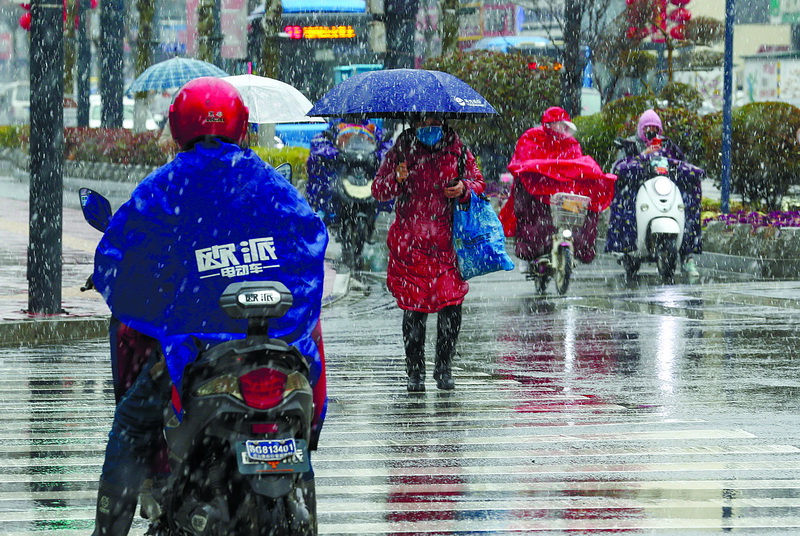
[423,50,560,149]
[702,102,800,210]
[0,126,26,149]
[252,146,310,186]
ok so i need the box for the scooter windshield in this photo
[336,126,377,160]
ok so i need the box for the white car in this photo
[89,94,159,130]
[0,81,31,125]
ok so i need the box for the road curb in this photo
[0,316,109,346]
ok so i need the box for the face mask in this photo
[645,130,659,141]
[416,126,444,146]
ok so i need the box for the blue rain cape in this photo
[94,141,328,394]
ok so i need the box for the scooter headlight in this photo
[654,176,673,196]
[561,229,573,239]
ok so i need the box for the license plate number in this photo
[235,439,310,474]
[244,438,296,462]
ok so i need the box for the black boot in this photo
[91,479,138,536]
[434,305,462,390]
[403,310,427,392]
[433,356,455,390]
[406,354,426,392]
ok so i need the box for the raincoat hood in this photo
[637,109,663,142]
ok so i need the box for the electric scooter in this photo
[79,163,318,535]
[527,192,591,295]
[617,155,685,281]
[333,127,381,270]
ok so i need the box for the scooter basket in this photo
[550,192,590,232]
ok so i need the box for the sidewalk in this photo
[0,195,346,346]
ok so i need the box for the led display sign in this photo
[284,25,357,39]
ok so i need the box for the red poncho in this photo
[499,126,616,236]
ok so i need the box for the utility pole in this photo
[28,0,65,314]
[100,0,124,127]
[721,0,735,214]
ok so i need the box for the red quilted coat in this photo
[372,128,485,313]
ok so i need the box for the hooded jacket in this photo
[615,109,685,162]
[372,127,485,313]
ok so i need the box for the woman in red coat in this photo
[372,117,485,392]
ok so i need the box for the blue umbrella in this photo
[126,57,228,95]
[307,69,498,119]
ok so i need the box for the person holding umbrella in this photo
[372,116,485,392]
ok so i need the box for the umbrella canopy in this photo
[222,74,323,124]
[307,68,498,119]
[126,57,228,95]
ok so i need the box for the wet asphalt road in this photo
[2,255,800,534]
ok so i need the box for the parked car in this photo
[89,94,159,130]
[0,81,31,125]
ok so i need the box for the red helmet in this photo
[169,77,249,149]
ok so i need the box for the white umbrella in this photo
[223,74,323,124]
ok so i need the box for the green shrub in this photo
[252,146,310,186]
[423,50,561,149]
[0,126,26,149]
[656,106,706,163]
[601,95,655,132]
[64,128,168,167]
[659,82,703,112]
[704,102,800,210]
[574,113,618,171]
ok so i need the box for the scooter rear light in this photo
[239,368,288,410]
[252,423,280,434]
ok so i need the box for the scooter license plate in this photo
[235,439,310,474]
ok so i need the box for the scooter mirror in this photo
[79,187,113,233]
[274,163,292,184]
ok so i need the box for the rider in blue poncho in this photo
[89,77,328,535]
[305,118,393,227]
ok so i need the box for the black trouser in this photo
[402,304,462,373]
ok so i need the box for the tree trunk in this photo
[198,0,221,66]
[561,0,583,117]
[134,0,154,132]
[64,1,77,95]
[261,0,282,78]
[440,0,459,56]
[666,40,674,84]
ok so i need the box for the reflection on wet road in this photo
[2,261,800,534]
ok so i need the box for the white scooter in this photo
[619,156,685,281]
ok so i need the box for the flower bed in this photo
[704,210,800,230]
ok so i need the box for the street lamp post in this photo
[28,0,65,314]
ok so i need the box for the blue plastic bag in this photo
[452,191,515,280]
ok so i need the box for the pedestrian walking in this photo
[372,116,485,392]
